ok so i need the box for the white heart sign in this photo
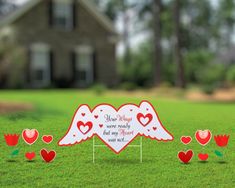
[58,101,174,154]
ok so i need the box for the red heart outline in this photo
[40,149,56,163]
[25,152,36,160]
[58,100,174,154]
[198,153,209,161]
[178,150,194,163]
[22,129,39,145]
[195,130,212,146]
[42,135,53,144]
[137,113,153,126]
[180,136,192,145]
[77,121,93,135]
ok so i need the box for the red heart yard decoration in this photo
[181,136,192,145]
[77,121,93,134]
[198,153,209,161]
[25,152,36,160]
[22,129,39,145]
[178,150,194,164]
[40,149,56,163]
[137,113,153,126]
[195,130,212,146]
[42,135,53,144]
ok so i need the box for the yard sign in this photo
[58,101,174,161]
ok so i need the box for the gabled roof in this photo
[0,0,117,34]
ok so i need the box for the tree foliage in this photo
[0,0,16,16]
[94,0,235,89]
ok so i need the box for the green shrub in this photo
[7,47,27,88]
[184,50,213,83]
[162,61,175,85]
[197,64,225,85]
[91,83,107,95]
[196,64,226,94]
[202,84,217,95]
[119,82,138,91]
[0,33,27,88]
[226,65,235,84]
[118,42,152,87]
[159,81,173,88]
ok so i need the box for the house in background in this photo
[0,0,118,88]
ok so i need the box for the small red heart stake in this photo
[178,150,194,164]
[42,135,53,144]
[40,149,56,163]
[198,153,209,161]
[180,136,192,145]
[25,152,36,161]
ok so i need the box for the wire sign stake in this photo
[92,136,142,163]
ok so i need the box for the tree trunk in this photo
[173,0,186,88]
[122,0,131,65]
[152,0,162,86]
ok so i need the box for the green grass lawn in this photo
[0,90,235,188]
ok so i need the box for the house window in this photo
[30,44,51,87]
[75,46,94,86]
[53,0,73,30]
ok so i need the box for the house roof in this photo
[0,0,117,35]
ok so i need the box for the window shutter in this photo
[72,0,77,29]
[26,48,31,84]
[71,51,77,82]
[48,0,53,27]
[49,50,54,83]
[93,51,97,81]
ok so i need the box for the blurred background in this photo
[1,0,235,101]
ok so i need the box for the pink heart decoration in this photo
[195,130,212,146]
[22,129,39,145]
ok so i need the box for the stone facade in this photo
[9,0,118,88]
